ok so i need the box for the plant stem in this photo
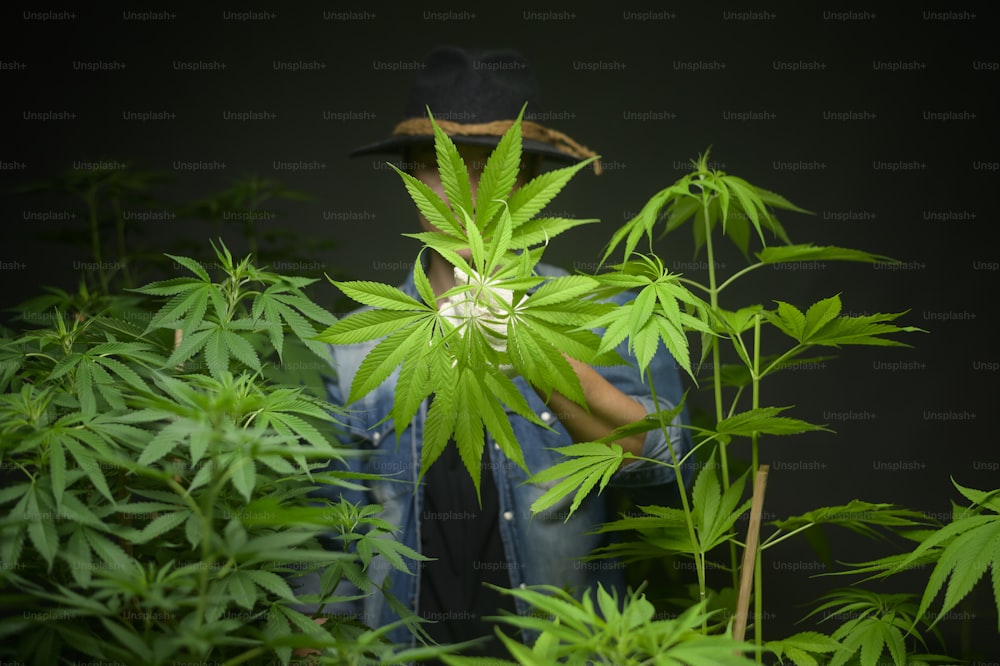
[753,548,763,662]
[701,193,726,483]
[759,522,814,550]
[716,262,764,294]
[751,314,761,476]
[751,315,763,662]
[648,375,705,616]
[701,186,739,592]
[759,344,807,380]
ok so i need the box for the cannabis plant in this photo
[316,108,998,663]
[524,152,997,663]
[0,241,464,664]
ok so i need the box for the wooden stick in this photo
[733,464,770,643]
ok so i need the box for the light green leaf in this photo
[524,275,598,309]
[244,569,297,601]
[138,419,189,466]
[50,439,66,508]
[803,295,843,341]
[389,163,464,237]
[166,253,212,281]
[768,301,806,342]
[335,280,427,311]
[130,511,188,545]
[318,309,425,346]
[228,570,258,609]
[430,107,475,219]
[26,488,58,570]
[350,319,431,404]
[223,330,261,371]
[714,406,830,438]
[758,244,894,265]
[507,157,599,228]
[528,442,626,519]
[475,104,524,227]
[231,456,257,503]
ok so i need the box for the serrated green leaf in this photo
[805,313,923,348]
[165,253,212,281]
[528,442,626,519]
[335,280,428,312]
[230,456,257,503]
[83,528,133,571]
[412,250,437,308]
[318,309,425,345]
[389,164,464,237]
[475,104,524,227]
[25,488,58,570]
[758,244,894,265]
[138,419,189,466]
[768,301,806,342]
[523,275,598,309]
[803,295,842,341]
[507,157,599,228]
[130,511,188,545]
[228,570,258,609]
[714,406,830,438]
[508,216,598,250]
[240,570,294,603]
[952,480,1000,513]
[350,319,431,404]
[50,439,66,508]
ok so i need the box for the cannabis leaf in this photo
[690,450,752,554]
[757,244,895,265]
[488,585,758,665]
[528,442,627,519]
[764,631,843,666]
[602,148,809,263]
[319,106,608,494]
[891,480,1000,631]
[766,295,924,348]
[586,254,712,380]
[803,589,946,666]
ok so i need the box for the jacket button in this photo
[372,432,381,443]
[503,511,513,521]
[519,583,527,589]
[540,411,552,422]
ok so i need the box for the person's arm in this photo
[533,355,648,464]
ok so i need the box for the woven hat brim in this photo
[348,132,583,164]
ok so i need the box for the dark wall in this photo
[3,2,998,657]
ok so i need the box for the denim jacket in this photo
[305,262,693,647]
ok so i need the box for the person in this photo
[305,45,693,660]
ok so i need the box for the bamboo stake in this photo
[733,464,770,643]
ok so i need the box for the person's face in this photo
[408,143,538,236]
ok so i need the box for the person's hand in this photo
[438,266,519,378]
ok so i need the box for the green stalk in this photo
[751,314,761,475]
[716,262,764,294]
[759,522,815,550]
[701,184,739,592]
[701,192,726,484]
[751,314,763,661]
[753,548,763,662]
[648,375,705,615]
